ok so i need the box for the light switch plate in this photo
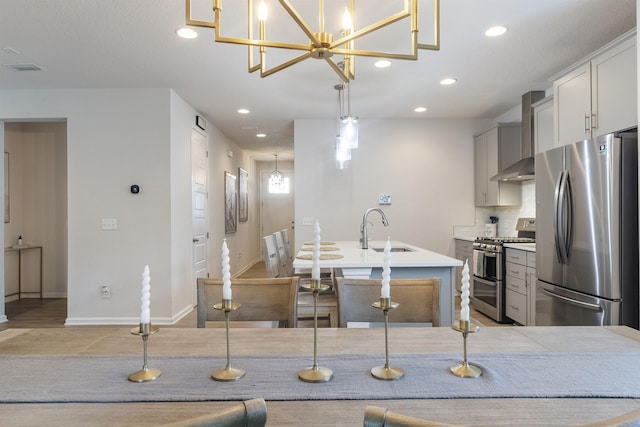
[378,194,392,205]
[101,218,117,230]
[302,216,314,226]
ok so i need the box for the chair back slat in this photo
[197,277,298,328]
[335,278,440,327]
[262,235,281,278]
[274,231,292,277]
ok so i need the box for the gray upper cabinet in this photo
[474,123,522,207]
[533,95,554,154]
[553,30,637,147]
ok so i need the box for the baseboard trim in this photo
[65,304,195,326]
[233,258,262,278]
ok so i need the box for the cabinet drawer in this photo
[527,251,536,268]
[506,289,527,325]
[505,249,527,265]
[506,262,527,281]
[506,275,526,294]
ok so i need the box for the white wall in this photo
[294,119,482,257]
[0,88,260,324]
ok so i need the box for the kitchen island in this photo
[293,241,462,326]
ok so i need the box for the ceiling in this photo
[0,1,636,161]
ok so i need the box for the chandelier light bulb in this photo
[342,7,353,31]
[258,0,268,21]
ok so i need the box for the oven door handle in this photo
[472,276,498,287]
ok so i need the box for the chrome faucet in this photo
[360,208,389,249]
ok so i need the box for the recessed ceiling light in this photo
[374,60,391,68]
[237,108,250,114]
[256,133,267,138]
[176,28,198,39]
[414,106,427,113]
[440,77,457,85]
[485,26,507,37]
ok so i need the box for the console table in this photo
[4,244,43,299]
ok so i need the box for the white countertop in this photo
[292,240,462,269]
[504,242,536,252]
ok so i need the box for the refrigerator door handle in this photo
[553,171,566,263]
[563,171,573,260]
[539,287,602,312]
[557,170,571,264]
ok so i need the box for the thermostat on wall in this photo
[378,194,392,205]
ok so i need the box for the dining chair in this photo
[335,278,440,328]
[160,398,267,427]
[363,405,464,427]
[280,228,295,272]
[274,231,292,277]
[197,277,298,328]
[261,235,281,278]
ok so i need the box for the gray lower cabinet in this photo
[505,248,536,325]
[454,239,473,293]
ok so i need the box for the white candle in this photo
[312,220,321,281]
[140,265,151,324]
[381,237,391,298]
[460,259,470,322]
[222,239,232,300]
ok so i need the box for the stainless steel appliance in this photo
[472,218,535,323]
[535,131,638,328]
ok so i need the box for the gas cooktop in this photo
[475,236,535,244]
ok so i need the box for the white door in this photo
[261,170,295,254]
[192,129,208,301]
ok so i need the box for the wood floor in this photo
[0,261,506,330]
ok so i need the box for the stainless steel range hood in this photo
[492,91,545,181]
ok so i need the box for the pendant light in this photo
[269,154,284,188]
[340,81,358,149]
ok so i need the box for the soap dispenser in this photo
[17,235,23,246]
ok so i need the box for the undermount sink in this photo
[370,246,415,253]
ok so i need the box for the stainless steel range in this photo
[471,218,535,323]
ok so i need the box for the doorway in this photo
[191,128,208,304]
[3,121,68,323]
[261,169,295,253]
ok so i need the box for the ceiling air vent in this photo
[4,63,46,71]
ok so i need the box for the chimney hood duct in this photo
[491,90,546,181]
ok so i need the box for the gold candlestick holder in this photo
[298,279,333,383]
[371,297,404,380]
[212,299,245,381]
[450,319,482,378]
[128,323,162,382]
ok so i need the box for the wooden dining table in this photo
[1,325,640,426]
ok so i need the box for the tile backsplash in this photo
[454,181,536,238]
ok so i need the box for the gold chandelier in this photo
[185,0,440,82]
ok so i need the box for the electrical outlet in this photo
[101,218,117,230]
[101,285,111,299]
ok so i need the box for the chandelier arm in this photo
[325,59,350,83]
[417,0,440,51]
[259,52,313,78]
[331,10,410,49]
[332,47,418,61]
[278,0,323,48]
[185,0,216,28]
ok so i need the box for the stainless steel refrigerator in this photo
[535,131,638,328]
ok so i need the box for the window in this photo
[269,176,290,194]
